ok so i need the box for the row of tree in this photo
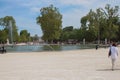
[0,16,38,43]
[0,4,120,44]
[37,4,120,44]
[80,4,120,43]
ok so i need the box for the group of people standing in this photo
[108,42,119,71]
[0,44,6,53]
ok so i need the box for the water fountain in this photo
[8,20,13,45]
[83,38,85,45]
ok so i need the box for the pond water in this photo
[5,44,96,52]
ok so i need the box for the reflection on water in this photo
[5,44,96,52]
[42,45,62,51]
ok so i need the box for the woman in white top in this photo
[109,43,118,71]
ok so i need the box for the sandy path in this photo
[0,48,120,80]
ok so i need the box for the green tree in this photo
[0,16,19,43]
[87,9,105,43]
[80,10,97,42]
[33,34,39,41]
[100,4,119,41]
[20,30,30,42]
[116,18,120,40]
[60,26,73,41]
[0,29,8,43]
[62,26,73,32]
[60,26,79,42]
[36,4,62,43]
[80,4,119,43]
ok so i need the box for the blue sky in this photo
[0,0,120,36]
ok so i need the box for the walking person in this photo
[108,43,119,71]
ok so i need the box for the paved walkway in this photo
[0,48,120,80]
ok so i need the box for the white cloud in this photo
[1,0,120,36]
[20,0,54,7]
[62,8,88,28]
[59,0,90,5]
[60,0,120,28]
[31,7,40,13]
[15,16,42,36]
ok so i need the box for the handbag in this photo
[108,49,111,57]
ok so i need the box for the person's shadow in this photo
[97,68,120,71]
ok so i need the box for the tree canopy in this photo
[0,16,32,43]
[36,5,62,43]
[0,16,19,43]
[60,4,120,44]
[80,4,119,43]
[20,30,30,42]
[0,4,120,44]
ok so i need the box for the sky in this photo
[0,0,120,36]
